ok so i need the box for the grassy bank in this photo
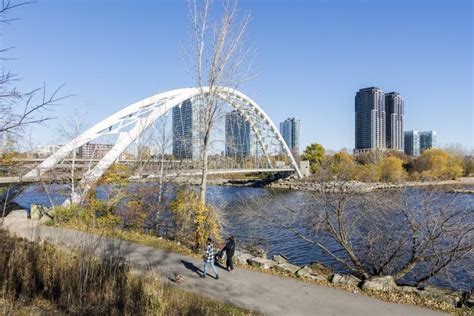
[0,229,257,315]
[55,221,472,315]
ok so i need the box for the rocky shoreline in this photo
[233,250,473,310]
[267,177,474,193]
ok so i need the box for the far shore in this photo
[268,176,474,193]
[128,174,474,193]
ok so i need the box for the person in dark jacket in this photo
[221,236,235,272]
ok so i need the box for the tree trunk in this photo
[199,136,209,204]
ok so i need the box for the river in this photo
[13,183,474,292]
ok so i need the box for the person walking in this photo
[221,236,236,272]
[201,238,219,279]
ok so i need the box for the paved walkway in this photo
[3,211,445,316]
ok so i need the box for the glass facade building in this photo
[225,110,255,158]
[419,131,437,153]
[385,92,404,151]
[172,99,204,160]
[355,87,386,152]
[404,130,420,156]
[279,117,301,155]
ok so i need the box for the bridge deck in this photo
[0,168,296,186]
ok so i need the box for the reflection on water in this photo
[14,183,474,291]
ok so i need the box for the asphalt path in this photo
[3,211,446,316]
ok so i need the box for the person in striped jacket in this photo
[201,238,219,279]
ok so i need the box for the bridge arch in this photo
[24,87,301,203]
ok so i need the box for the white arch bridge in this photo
[23,87,301,203]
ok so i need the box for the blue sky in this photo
[2,0,473,151]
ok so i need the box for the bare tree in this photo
[58,111,85,202]
[0,0,67,216]
[0,1,67,136]
[243,160,474,288]
[184,0,254,203]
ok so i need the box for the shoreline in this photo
[128,176,474,193]
[267,177,474,193]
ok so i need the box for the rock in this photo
[361,276,398,292]
[234,250,253,265]
[42,206,54,218]
[397,285,422,294]
[307,273,329,282]
[330,273,361,287]
[309,262,333,276]
[30,204,42,220]
[273,262,300,274]
[296,266,312,278]
[247,257,277,270]
[418,286,462,307]
[6,209,28,219]
[272,254,288,264]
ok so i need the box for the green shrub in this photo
[53,204,83,224]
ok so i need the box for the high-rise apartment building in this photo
[172,99,204,160]
[225,110,254,158]
[404,130,420,156]
[279,117,301,155]
[355,87,386,153]
[385,92,404,151]
[419,131,437,153]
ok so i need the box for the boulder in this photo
[272,254,288,264]
[309,262,333,276]
[273,262,300,274]
[30,204,42,220]
[296,266,312,278]
[5,209,28,219]
[234,250,253,265]
[307,273,329,282]
[330,273,361,287]
[418,286,462,307]
[361,276,398,292]
[247,257,277,270]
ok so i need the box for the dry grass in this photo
[0,230,258,315]
[62,220,197,256]
[56,222,470,315]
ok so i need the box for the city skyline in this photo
[4,0,472,151]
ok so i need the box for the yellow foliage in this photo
[379,156,406,183]
[98,163,131,187]
[353,163,381,182]
[328,152,354,178]
[170,188,221,250]
[416,149,463,180]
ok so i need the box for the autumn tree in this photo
[414,148,463,180]
[463,155,474,176]
[379,156,406,183]
[327,151,354,179]
[170,187,221,250]
[352,163,380,182]
[301,143,325,173]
